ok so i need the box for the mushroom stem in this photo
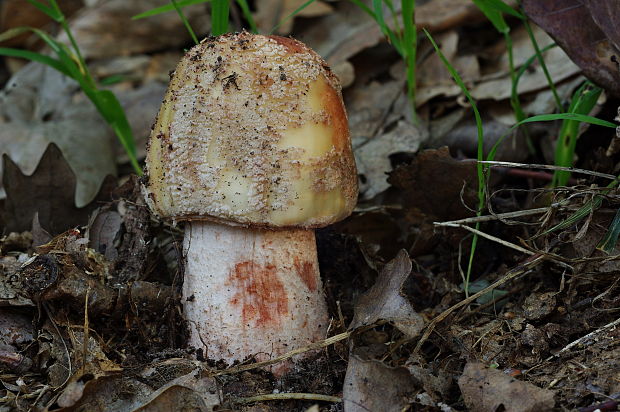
[183,221,329,368]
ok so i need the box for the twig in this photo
[413,254,547,354]
[436,222,534,255]
[479,160,618,180]
[434,204,565,227]
[526,316,620,375]
[234,393,341,404]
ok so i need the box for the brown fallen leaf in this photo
[388,147,478,222]
[302,0,486,67]
[350,249,424,339]
[58,0,209,59]
[254,0,333,35]
[343,354,416,412]
[522,0,620,96]
[132,371,219,412]
[0,62,117,208]
[2,143,115,235]
[458,361,555,412]
[356,121,428,199]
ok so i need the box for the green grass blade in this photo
[401,0,418,124]
[541,195,604,236]
[552,82,602,186]
[0,27,82,80]
[425,28,485,295]
[472,0,509,33]
[517,113,615,128]
[373,0,403,56]
[477,0,524,20]
[488,112,616,162]
[89,89,141,173]
[132,0,210,20]
[25,0,63,22]
[235,0,257,33]
[269,0,316,34]
[513,43,556,93]
[172,0,199,44]
[99,74,125,86]
[597,207,620,253]
[0,47,71,77]
[211,0,229,36]
[524,19,561,110]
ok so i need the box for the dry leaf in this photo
[356,121,428,199]
[0,63,117,207]
[255,0,333,35]
[343,355,416,412]
[470,25,580,100]
[522,0,620,96]
[59,0,209,59]
[132,371,219,412]
[458,361,555,412]
[350,249,424,338]
[2,143,115,235]
[388,147,478,222]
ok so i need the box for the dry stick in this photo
[479,160,619,181]
[234,393,342,404]
[526,316,620,375]
[436,222,534,255]
[434,205,563,226]
[413,254,547,354]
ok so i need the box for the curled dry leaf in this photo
[356,121,428,199]
[343,354,416,412]
[458,361,555,412]
[58,0,209,59]
[132,371,219,412]
[349,249,424,339]
[522,0,620,96]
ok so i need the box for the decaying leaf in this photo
[522,0,620,96]
[254,0,333,35]
[389,147,478,221]
[302,0,486,67]
[2,143,115,235]
[343,355,416,412]
[0,255,33,307]
[58,0,209,59]
[0,62,117,208]
[469,25,580,101]
[350,249,424,338]
[132,371,219,412]
[356,121,428,199]
[458,361,555,412]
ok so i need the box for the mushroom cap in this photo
[144,32,358,228]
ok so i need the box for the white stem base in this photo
[183,221,329,369]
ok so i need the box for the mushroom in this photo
[143,32,357,370]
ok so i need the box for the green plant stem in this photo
[523,19,561,110]
[211,0,229,35]
[172,0,199,45]
[402,0,418,125]
[504,31,535,153]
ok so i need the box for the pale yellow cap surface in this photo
[144,32,357,228]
